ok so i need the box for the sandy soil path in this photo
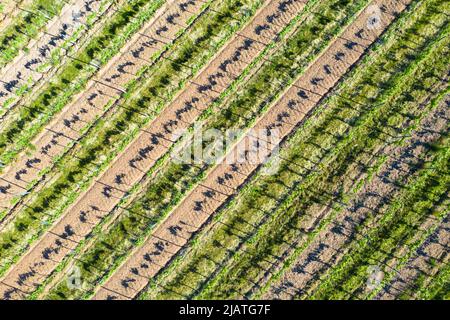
[375,212,449,300]
[0,0,116,115]
[0,0,198,215]
[0,0,305,299]
[263,94,449,299]
[373,99,450,300]
[0,0,34,34]
[91,0,411,300]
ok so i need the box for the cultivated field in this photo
[0,0,448,300]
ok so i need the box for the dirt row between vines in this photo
[0,0,306,299]
[263,92,449,299]
[37,0,315,298]
[90,0,410,300]
[377,210,449,299]
[0,0,34,33]
[0,0,200,217]
[0,0,115,114]
[374,99,450,300]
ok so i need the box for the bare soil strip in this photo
[0,0,200,215]
[372,100,450,300]
[91,0,410,300]
[0,0,34,33]
[0,0,114,114]
[376,212,449,300]
[0,0,305,299]
[263,94,449,299]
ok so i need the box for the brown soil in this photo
[0,0,35,35]
[263,94,449,300]
[0,0,115,113]
[375,212,449,300]
[92,0,409,300]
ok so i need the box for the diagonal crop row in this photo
[0,0,34,33]
[40,0,367,300]
[0,0,301,299]
[176,85,446,298]
[0,0,67,69]
[258,36,449,300]
[0,0,166,168]
[0,0,119,118]
[264,89,449,300]
[374,203,449,300]
[198,35,449,299]
[0,0,210,218]
[307,130,449,300]
[136,0,447,299]
[257,3,450,300]
[89,0,412,300]
[363,147,450,300]
[366,108,449,300]
[0,0,222,273]
[192,20,448,301]
[16,0,269,298]
[0,0,446,303]
[277,63,450,300]
[415,251,450,300]
[91,0,380,298]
